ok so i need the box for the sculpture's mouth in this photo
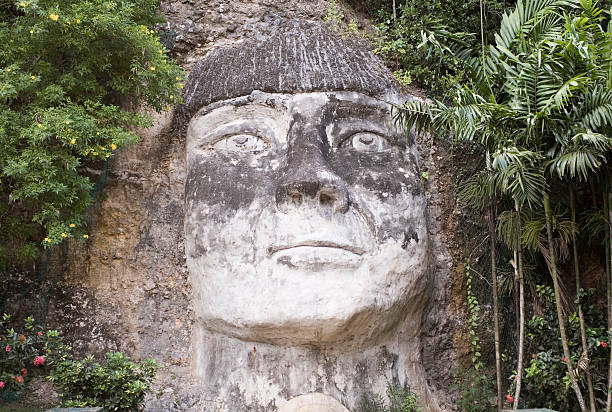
[268,242,364,269]
[268,241,365,256]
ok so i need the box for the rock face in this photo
[43,2,463,411]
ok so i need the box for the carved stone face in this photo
[185,90,428,346]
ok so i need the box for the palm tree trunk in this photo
[606,189,612,412]
[488,202,503,411]
[570,186,596,411]
[513,201,525,409]
[543,192,587,411]
[570,185,596,412]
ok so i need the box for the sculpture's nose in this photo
[275,116,349,214]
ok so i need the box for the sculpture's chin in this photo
[197,298,408,348]
[189,244,428,347]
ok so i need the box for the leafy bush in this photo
[354,384,421,412]
[0,0,184,268]
[505,286,609,411]
[50,352,159,411]
[452,368,494,412]
[372,0,509,95]
[0,313,69,400]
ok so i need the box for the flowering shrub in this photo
[0,313,68,397]
[49,352,159,412]
[0,0,184,267]
[0,313,158,410]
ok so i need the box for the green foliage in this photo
[373,0,509,95]
[50,351,159,412]
[354,384,421,412]
[452,368,494,412]
[0,0,184,268]
[324,0,360,37]
[0,313,69,398]
[324,0,343,29]
[451,260,494,411]
[465,260,484,370]
[507,287,609,411]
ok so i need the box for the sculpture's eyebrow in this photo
[325,100,391,122]
[323,100,408,147]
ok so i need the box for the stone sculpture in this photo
[182,19,440,411]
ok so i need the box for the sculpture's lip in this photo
[268,241,366,256]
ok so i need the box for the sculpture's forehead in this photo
[189,90,395,120]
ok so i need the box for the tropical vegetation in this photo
[0,0,183,269]
[397,0,612,409]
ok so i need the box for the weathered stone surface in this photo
[181,19,398,118]
[278,393,348,412]
[176,14,443,409]
[159,0,375,70]
[36,2,465,412]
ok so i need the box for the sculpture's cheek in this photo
[185,153,279,212]
[328,150,423,200]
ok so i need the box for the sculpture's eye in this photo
[212,134,270,152]
[341,132,389,152]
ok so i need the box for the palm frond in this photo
[497,209,526,248]
[458,169,497,210]
[579,86,612,130]
[548,132,612,180]
[493,0,577,53]
[581,208,609,243]
[492,147,546,208]
[394,99,435,136]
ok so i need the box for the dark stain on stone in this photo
[402,230,419,249]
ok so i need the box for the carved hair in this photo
[181,19,400,118]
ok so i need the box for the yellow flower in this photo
[105,153,110,158]
[31,75,36,80]
[37,123,43,128]
[99,146,104,150]
[179,83,184,89]
[158,49,163,54]
[49,14,58,21]
[83,234,89,239]
[111,143,117,150]
[150,66,155,71]
[29,29,34,34]
[60,232,67,238]
[6,68,11,72]
[85,151,89,155]
[96,132,100,135]
[169,95,173,99]
[65,120,70,124]
[93,151,98,156]
[70,138,76,144]
[20,2,26,7]
[175,76,180,81]
[69,223,75,228]
[76,19,80,23]
[44,238,51,243]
